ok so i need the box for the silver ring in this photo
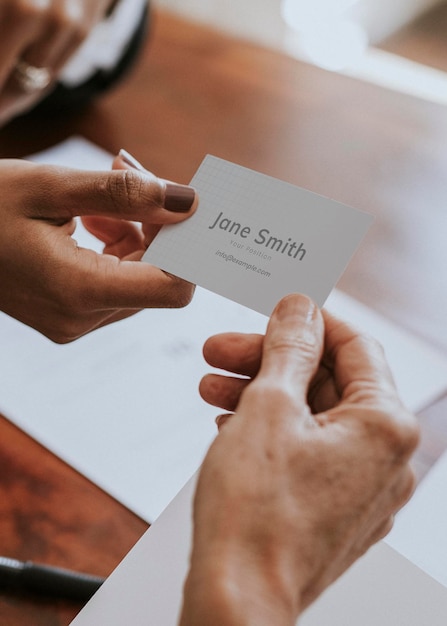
[14,61,51,93]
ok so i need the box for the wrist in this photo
[180,546,301,626]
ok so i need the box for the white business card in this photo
[143,156,373,316]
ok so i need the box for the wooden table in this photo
[1,9,447,624]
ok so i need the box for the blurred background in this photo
[153,0,447,103]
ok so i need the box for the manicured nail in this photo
[164,182,196,213]
[275,294,316,324]
[118,148,145,171]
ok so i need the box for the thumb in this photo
[24,158,198,224]
[258,294,324,403]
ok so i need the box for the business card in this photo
[143,156,373,316]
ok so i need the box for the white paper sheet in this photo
[71,473,447,626]
[0,136,445,524]
[386,449,447,587]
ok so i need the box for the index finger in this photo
[202,332,264,377]
[57,246,195,310]
[0,10,38,87]
[322,309,399,405]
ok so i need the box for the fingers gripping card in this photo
[143,156,373,316]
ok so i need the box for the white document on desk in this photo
[386,448,447,588]
[71,472,447,626]
[1,136,447,527]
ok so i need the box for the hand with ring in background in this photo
[0,0,116,125]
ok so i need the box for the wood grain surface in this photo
[0,416,148,624]
[0,8,446,624]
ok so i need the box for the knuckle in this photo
[265,332,318,365]
[402,416,421,454]
[244,378,295,408]
[376,516,395,541]
[69,22,90,47]
[386,469,417,521]
[399,467,417,505]
[370,407,420,459]
[105,170,144,215]
[389,413,420,458]
[123,169,145,203]
[102,170,165,218]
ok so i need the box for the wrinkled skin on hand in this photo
[0,0,115,124]
[180,294,420,626]
[0,152,197,342]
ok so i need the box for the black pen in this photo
[0,556,105,602]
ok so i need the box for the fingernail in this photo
[215,413,232,430]
[164,182,196,213]
[118,148,145,171]
[275,294,316,324]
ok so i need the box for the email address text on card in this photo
[215,250,271,278]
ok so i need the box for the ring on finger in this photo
[14,60,51,93]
